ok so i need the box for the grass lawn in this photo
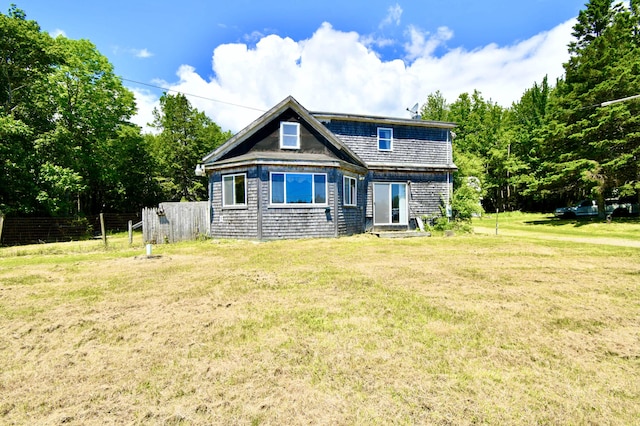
[1,219,639,425]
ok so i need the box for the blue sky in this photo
[12,1,590,132]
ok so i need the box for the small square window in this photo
[343,176,357,206]
[280,122,300,149]
[378,128,393,151]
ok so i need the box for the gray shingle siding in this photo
[364,171,451,220]
[210,165,347,239]
[210,168,260,239]
[259,166,337,239]
[323,120,450,164]
[336,171,365,236]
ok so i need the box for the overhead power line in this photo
[121,78,266,112]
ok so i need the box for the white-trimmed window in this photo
[280,122,300,149]
[270,172,327,205]
[343,176,357,206]
[378,127,393,151]
[222,173,247,206]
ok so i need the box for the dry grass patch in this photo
[1,234,639,424]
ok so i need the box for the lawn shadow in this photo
[525,216,605,228]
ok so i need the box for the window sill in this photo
[268,204,329,209]
[222,205,248,210]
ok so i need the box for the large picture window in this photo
[222,173,246,206]
[378,127,393,151]
[280,122,300,149]
[270,172,327,205]
[343,176,357,206]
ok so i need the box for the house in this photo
[198,96,456,239]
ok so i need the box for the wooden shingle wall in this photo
[324,120,450,165]
[209,168,260,239]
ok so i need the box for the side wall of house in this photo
[336,171,365,236]
[258,166,338,239]
[365,171,452,227]
[209,167,260,239]
[210,165,365,239]
[323,120,450,164]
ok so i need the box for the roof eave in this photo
[366,162,458,172]
[312,112,457,129]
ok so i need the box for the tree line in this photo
[424,0,640,217]
[2,0,639,219]
[0,5,230,217]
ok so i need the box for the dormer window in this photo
[378,127,393,151]
[280,122,300,149]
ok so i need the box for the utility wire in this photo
[121,78,266,112]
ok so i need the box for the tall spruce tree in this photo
[536,0,640,210]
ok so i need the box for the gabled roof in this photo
[202,96,366,168]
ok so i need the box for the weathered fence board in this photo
[142,202,209,244]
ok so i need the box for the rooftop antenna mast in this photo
[406,102,420,120]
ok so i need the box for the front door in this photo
[373,183,408,226]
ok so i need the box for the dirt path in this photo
[473,226,640,248]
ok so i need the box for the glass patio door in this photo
[373,183,407,225]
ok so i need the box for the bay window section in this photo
[343,176,357,206]
[270,172,327,205]
[222,173,246,207]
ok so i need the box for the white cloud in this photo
[133,48,154,58]
[50,28,67,38]
[132,19,575,134]
[129,88,159,133]
[380,3,403,28]
[404,25,454,60]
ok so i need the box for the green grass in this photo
[475,211,640,240]
[1,221,639,424]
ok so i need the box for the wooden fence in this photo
[142,202,209,244]
[0,213,140,246]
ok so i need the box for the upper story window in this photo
[378,127,393,151]
[343,176,357,206]
[280,122,300,149]
[222,173,247,207]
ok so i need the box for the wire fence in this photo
[0,213,141,246]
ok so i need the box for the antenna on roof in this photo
[406,102,420,120]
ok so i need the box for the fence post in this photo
[0,215,4,245]
[100,213,107,247]
[128,220,133,245]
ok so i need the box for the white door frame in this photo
[373,182,408,226]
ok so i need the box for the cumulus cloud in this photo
[129,18,575,134]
